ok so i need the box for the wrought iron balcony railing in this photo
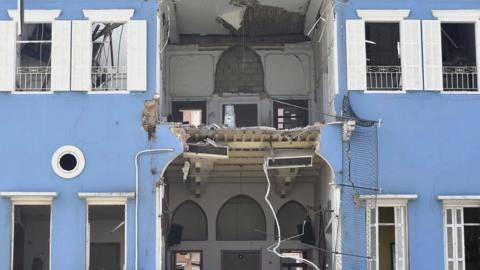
[92,66,127,91]
[16,66,51,91]
[443,66,478,91]
[367,66,402,91]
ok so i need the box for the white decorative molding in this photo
[438,195,480,207]
[432,10,480,22]
[356,10,410,22]
[51,145,86,179]
[0,192,57,204]
[79,192,135,205]
[360,194,418,206]
[83,9,134,22]
[8,9,61,23]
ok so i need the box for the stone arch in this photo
[214,45,265,94]
[216,195,266,240]
[275,200,308,239]
[171,200,208,241]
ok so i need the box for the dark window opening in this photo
[365,23,401,91]
[464,207,480,270]
[441,23,478,91]
[171,101,207,126]
[16,23,52,91]
[273,100,308,130]
[59,153,78,172]
[13,205,51,270]
[173,251,202,270]
[171,201,208,241]
[378,207,395,270]
[89,205,125,270]
[222,104,258,128]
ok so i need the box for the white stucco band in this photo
[83,9,134,22]
[7,10,61,23]
[79,192,135,205]
[0,192,57,204]
[438,195,480,207]
[432,10,480,22]
[356,9,410,21]
[360,194,418,206]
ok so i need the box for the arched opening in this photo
[214,45,265,94]
[216,195,266,241]
[275,200,308,239]
[171,200,208,241]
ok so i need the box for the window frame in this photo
[431,10,480,93]
[171,250,203,270]
[438,196,480,270]
[353,10,414,93]
[0,192,57,270]
[79,192,134,270]
[362,194,417,270]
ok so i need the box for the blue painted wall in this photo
[335,1,480,270]
[0,1,184,269]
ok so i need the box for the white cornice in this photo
[360,194,417,206]
[432,10,480,22]
[356,10,410,22]
[8,9,61,23]
[0,192,57,205]
[83,9,134,22]
[438,195,480,207]
[79,192,135,205]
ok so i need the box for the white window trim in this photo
[7,9,61,23]
[438,195,480,207]
[80,192,133,270]
[82,9,134,23]
[0,192,56,270]
[362,194,416,270]
[432,10,480,22]
[51,145,86,179]
[357,10,410,22]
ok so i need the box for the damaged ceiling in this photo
[172,0,313,37]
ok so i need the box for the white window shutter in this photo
[127,20,147,91]
[394,206,407,270]
[346,20,366,91]
[476,21,480,91]
[51,20,71,91]
[0,21,16,92]
[366,205,377,270]
[422,20,443,91]
[401,20,423,90]
[71,20,91,91]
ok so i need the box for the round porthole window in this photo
[52,145,85,179]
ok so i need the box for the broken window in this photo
[221,104,258,128]
[171,101,207,126]
[216,195,266,241]
[365,23,401,91]
[444,207,480,270]
[91,22,127,91]
[171,201,208,241]
[173,251,202,270]
[16,23,52,91]
[88,205,126,270]
[441,23,478,91]
[367,205,408,270]
[273,100,309,130]
[12,205,51,270]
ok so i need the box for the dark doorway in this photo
[90,243,121,270]
[221,251,261,270]
[222,104,258,127]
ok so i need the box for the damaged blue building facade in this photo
[1,0,480,270]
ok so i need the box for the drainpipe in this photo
[135,148,174,270]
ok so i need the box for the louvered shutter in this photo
[51,20,71,91]
[476,21,480,91]
[71,20,91,91]
[422,20,443,91]
[401,20,423,90]
[366,204,378,270]
[127,20,147,91]
[444,207,465,270]
[0,21,16,92]
[346,20,366,91]
[394,206,407,270]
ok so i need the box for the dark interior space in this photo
[273,100,309,130]
[365,23,401,67]
[441,23,477,66]
[222,104,258,127]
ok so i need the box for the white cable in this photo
[262,163,321,270]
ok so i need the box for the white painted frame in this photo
[353,10,416,92]
[432,10,480,93]
[51,145,85,179]
[362,194,417,270]
[8,10,61,23]
[79,192,134,270]
[0,192,57,270]
[438,196,480,270]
